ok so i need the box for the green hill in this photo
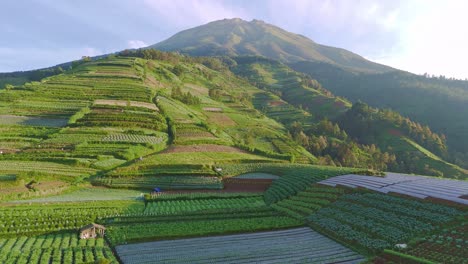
[0,53,319,200]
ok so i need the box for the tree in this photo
[4,84,13,91]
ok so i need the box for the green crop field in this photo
[0,233,118,264]
[308,192,466,252]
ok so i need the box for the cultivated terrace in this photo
[0,53,466,264]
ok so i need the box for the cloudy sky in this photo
[1,0,467,78]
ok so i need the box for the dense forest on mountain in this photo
[290,61,468,169]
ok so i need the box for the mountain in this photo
[151,18,392,73]
[150,18,468,170]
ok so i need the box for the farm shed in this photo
[80,223,106,239]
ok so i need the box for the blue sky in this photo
[2,0,468,78]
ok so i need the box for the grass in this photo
[0,115,68,127]
[15,187,145,203]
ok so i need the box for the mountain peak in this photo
[151,18,392,73]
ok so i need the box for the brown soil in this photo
[333,100,345,108]
[161,144,248,154]
[34,181,67,191]
[0,149,20,154]
[93,71,138,78]
[160,179,273,194]
[388,129,403,137]
[94,99,159,111]
[460,195,468,199]
[223,178,274,192]
[206,112,236,126]
[203,107,223,112]
[269,101,286,107]
[177,131,216,138]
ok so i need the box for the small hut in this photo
[80,223,106,239]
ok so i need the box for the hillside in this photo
[151,18,392,73]
[149,18,468,171]
[0,53,321,200]
[227,56,467,179]
[290,61,468,168]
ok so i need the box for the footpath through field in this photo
[319,172,468,205]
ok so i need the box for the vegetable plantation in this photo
[0,53,466,264]
[0,233,118,264]
[308,192,466,252]
[271,185,345,220]
[144,196,265,215]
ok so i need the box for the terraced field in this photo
[319,172,468,205]
[0,233,118,264]
[271,185,345,220]
[1,52,466,264]
[115,228,365,264]
[308,192,465,252]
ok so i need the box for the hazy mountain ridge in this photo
[151,18,393,73]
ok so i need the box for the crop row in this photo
[107,216,303,245]
[102,134,165,144]
[0,201,143,236]
[264,166,358,204]
[144,196,265,215]
[344,193,458,223]
[308,193,464,252]
[94,176,223,190]
[0,161,97,178]
[404,223,468,264]
[0,233,117,264]
[270,185,345,219]
[144,191,259,202]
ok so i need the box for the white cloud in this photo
[372,0,468,79]
[0,46,104,72]
[142,0,249,28]
[128,40,148,49]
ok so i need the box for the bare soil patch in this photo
[0,149,20,154]
[206,112,236,126]
[185,84,209,96]
[94,100,159,111]
[158,178,272,193]
[203,107,223,112]
[269,101,286,107]
[388,129,403,137]
[223,178,274,192]
[93,71,138,78]
[333,100,345,108]
[161,144,248,154]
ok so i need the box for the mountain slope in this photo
[290,61,468,168]
[230,57,466,179]
[151,18,392,73]
[0,53,320,200]
[150,18,468,170]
